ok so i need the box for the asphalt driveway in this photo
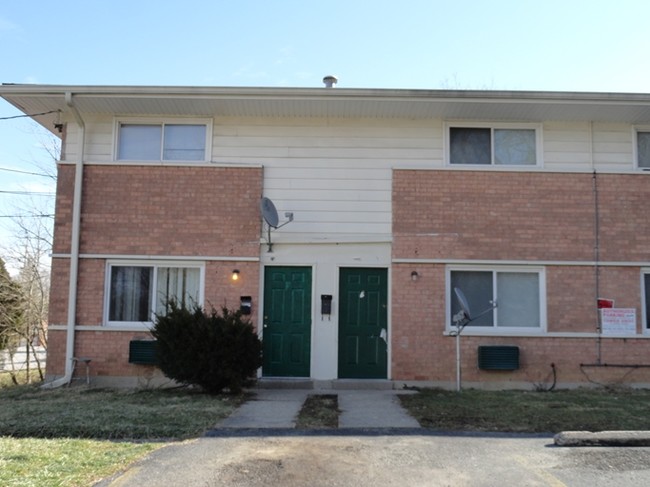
[97,389,650,486]
[99,431,650,487]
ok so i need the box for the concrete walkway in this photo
[217,389,420,429]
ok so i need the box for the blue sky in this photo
[2,0,650,261]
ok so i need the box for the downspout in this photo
[43,92,85,387]
[590,121,602,364]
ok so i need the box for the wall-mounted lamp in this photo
[232,269,240,281]
[411,271,419,282]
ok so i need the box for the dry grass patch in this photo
[400,388,650,433]
[296,394,340,429]
[0,384,246,439]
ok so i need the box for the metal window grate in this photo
[129,340,158,365]
[477,346,519,370]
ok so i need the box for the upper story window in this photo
[448,266,546,333]
[446,123,541,167]
[635,128,650,170]
[116,120,211,162]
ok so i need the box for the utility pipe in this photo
[590,121,602,364]
[43,92,85,388]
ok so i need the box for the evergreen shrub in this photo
[151,302,262,394]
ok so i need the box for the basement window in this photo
[446,123,541,166]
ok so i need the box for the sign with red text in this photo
[601,308,636,336]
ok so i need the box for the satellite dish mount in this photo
[260,197,293,252]
[452,287,497,392]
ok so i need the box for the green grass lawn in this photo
[0,382,246,486]
[399,387,650,433]
[0,437,158,487]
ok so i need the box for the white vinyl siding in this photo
[543,122,633,171]
[213,117,440,243]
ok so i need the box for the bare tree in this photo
[0,256,26,383]
[0,126,58,383]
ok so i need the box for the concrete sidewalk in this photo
[217,389,420,429]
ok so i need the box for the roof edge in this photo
[3,83,650,104]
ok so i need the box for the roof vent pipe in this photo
[323,75,338,88]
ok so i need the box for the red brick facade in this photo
[47,165,263,380]
[48,164,650,387]
[391,170,650,387]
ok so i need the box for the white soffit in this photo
[4,85,650,135]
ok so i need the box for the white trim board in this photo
[51,253,260,262]
[393,258,650,267]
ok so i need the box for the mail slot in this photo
[240,296,252,315]
[321,295,333,315]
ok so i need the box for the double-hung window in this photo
[448,267,545,332]
[635,128,650,169]
[106,262,203,325]
[447,123,541,166]
[116,120,210,162]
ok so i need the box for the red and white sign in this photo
[597,298,614,309]
[601,308,636,336]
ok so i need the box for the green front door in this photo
[262,266,312,377]
[338,268,388,379]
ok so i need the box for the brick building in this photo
[1,83,650,388]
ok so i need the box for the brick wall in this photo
[393,170,650,262]
[79,165,262,256]
[46,164,263,381]
[52,164,74,254]
[391,170,650,387]
[392,263,650,386]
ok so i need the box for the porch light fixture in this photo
[411,271,419,282]
[232,269,240,281]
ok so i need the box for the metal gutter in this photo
[3,83,650,104]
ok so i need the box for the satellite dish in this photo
[260,197,294,252]
[260,197,279,228]
[454,287,472,321]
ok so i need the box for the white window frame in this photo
[633,126,650,171]
[113,118,212,163]
[446,265,547,335]
[444,122,543,168]
[642,269,650,335]
[103,260,205,328]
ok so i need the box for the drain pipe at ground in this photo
[42,92,85,388]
